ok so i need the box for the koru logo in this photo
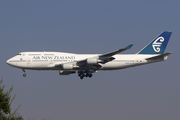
[152,37,164,52]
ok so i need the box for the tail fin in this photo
[137,31,172,54]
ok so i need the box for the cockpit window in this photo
[17,53,21,55]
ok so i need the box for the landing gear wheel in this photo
[85,73,89,77]
[23,73,26,77]
[78,73,81,77]
[22,69,26,77]
[80,73,85,79]
[78,71,94,79]
[89,73,93,78]
[80,76,84,79]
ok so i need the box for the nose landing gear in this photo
[22,69,26,77]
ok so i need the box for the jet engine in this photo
[86,58,98,64]
[63,64,73,70]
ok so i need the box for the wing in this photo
[99,43,134,59]
[55,44,134,71]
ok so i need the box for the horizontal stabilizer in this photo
[146,52,172,60]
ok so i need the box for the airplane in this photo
[6,31,172,79]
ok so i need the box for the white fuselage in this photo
[6,31,172,79]
[6,52,164,71]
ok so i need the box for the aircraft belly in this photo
[100,59,147,70]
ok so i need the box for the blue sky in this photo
[0,0,180,120]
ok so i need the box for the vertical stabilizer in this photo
[138,31,172,54]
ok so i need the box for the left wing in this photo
[99,43,134,59]
[55,44,134,70]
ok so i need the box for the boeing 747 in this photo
[6,31,172,79]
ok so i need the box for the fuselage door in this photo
[27,58,31,64]
[135,58,144,65]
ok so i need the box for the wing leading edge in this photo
[99,43,133,59]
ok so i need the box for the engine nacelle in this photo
[86,58,98,64]
[59,71,76,75]
[63,64,73,70]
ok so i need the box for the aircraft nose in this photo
[6,59,11,65]
[6,58,15,66]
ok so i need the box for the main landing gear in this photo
[78,71,93,79]
[22,69,26,77]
